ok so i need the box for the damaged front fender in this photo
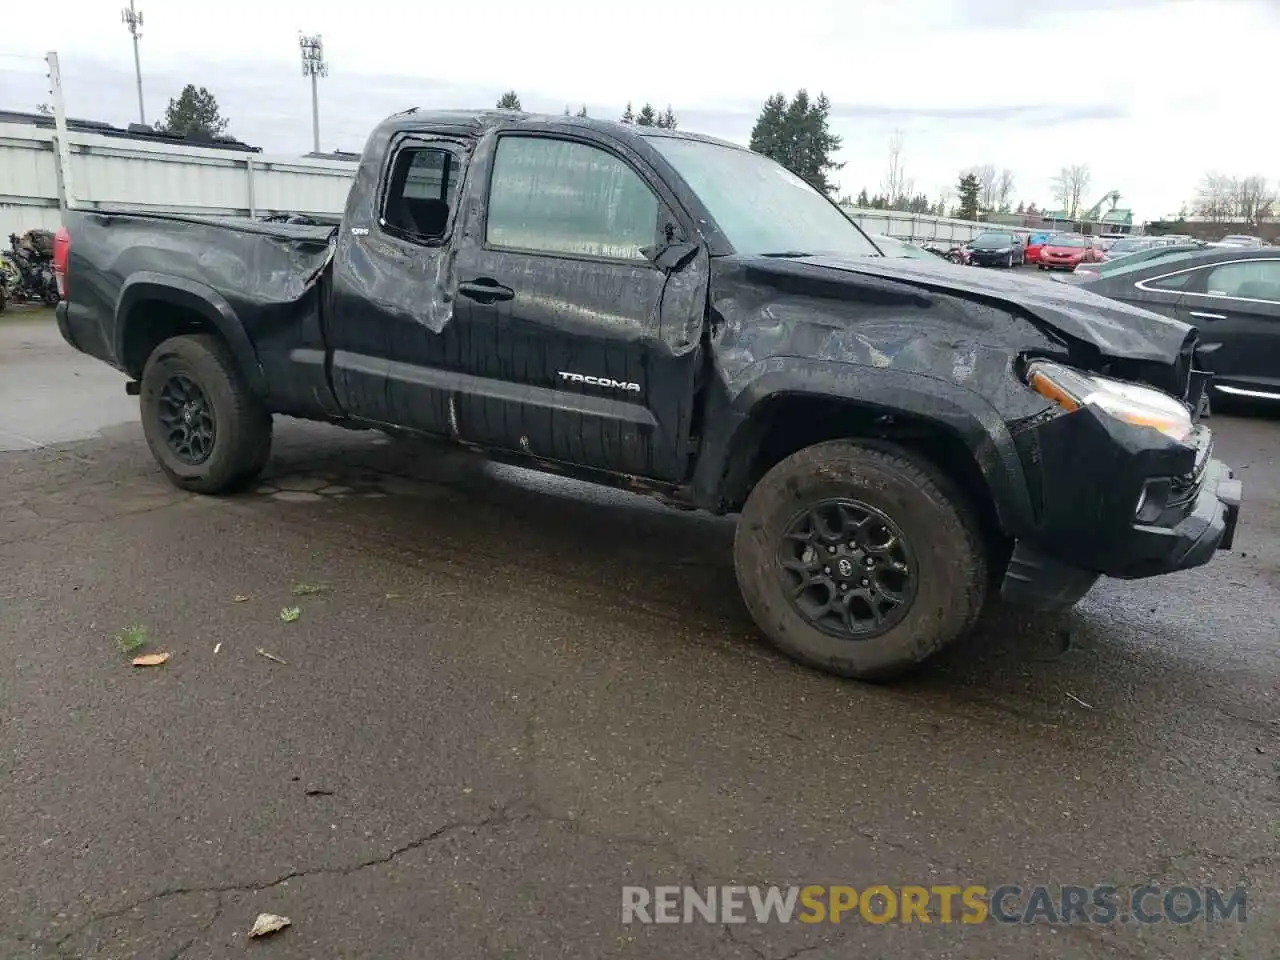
[691,356,1038,535]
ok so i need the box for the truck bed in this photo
[58,210,338,418]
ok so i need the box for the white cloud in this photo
[3,0,1277,220]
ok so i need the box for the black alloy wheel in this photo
[157,373,217,465]
[778,497,917,641]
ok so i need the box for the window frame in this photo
[481,131,677,269]
[1135,256,1280,304]
[376,134,471,248]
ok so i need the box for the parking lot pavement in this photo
[2,316,1278,959]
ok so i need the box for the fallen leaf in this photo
[256,647,288,665]
[291,583,325,597]
[213,642,222,655]
[132,652,170,667]
[384,592,403,600]
[248,913,291,938]
[1065,692,1093,710]
[305,788,335,797]
[233,594,249,603]
[280,606,301,623]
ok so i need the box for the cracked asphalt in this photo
[2,312,1278,959]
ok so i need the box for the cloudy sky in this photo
[2,0,1276,221]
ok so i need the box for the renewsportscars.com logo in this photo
[621,885,1248,926]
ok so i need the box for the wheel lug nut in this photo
[860,578,869,586]
[840,584,848,591]
[824,567,831,574]
[828,546,836,553]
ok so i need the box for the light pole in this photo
[299,33,328,154]
[121,1,145,125]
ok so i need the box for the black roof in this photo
[0,109,261,152]
[385,108,745,152]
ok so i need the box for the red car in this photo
[1037,234,1104,271]
[1024,231,1056,264]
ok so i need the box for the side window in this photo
[1144,270,1197,291]
[486,136,661,261]
[1202,260,1280,302]
[381,146,459,243]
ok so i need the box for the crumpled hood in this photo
[760,253,1194,365]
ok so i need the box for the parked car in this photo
[870,234,938,261]
[1024,231,1057,264]
[1100,236,1162,262]
[1038,234,1104,271]
[1073,246,1280,403]
[1067,244,1208,282]
[966,230,1026,268]
[52,108,1241,681]
[1220,235,1265,248]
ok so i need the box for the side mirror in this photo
[643,240,699,272]
[641,220,698,272]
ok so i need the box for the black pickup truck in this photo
[53,108,1241,680]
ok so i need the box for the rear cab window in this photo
[380,141,467,244]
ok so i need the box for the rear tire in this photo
[139,334,272,494]
[734,440,987,681]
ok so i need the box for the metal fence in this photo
[839,207,1002,246]
[1,118,358,239]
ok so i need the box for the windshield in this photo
[873,235,933,260]
[1049,236,1087,248]
[647,136,879,257]
[971,233,1013,249]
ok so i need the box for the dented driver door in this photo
[444,127,707,482]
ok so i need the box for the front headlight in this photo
[1025,360,1193,443]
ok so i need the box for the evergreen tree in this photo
[576,105,588,118]
[855,188,870,207]
[496,91,522,110]
[636,103,658,126]
[749,93,788,165]
[158,85,229,138]
[621,102,635,124]
[956,172,981,221]
[748,89,843,195]
[656,106,678,129]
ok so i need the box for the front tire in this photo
[139,333,272,494]
[734,440,987,681]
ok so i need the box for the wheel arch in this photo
[703,363,1034,541]
[115,274,265,397]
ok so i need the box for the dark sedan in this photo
[1075,246,1280,403]
[966,230,1025,268]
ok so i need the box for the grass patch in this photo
[114,624,149,654]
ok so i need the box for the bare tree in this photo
[964,164,998,212]
[996,168,1015,212]
[935,187,952,217]
[1194,173,1238,223]
[881,130,907,207]
[1234,175,1276,228]
[1053,165,1092,219]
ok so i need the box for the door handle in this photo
[1188,311,1226,321]
[457,279,515,304]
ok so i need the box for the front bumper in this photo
[998,404,1242,611]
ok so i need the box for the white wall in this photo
[0,121,357,239]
